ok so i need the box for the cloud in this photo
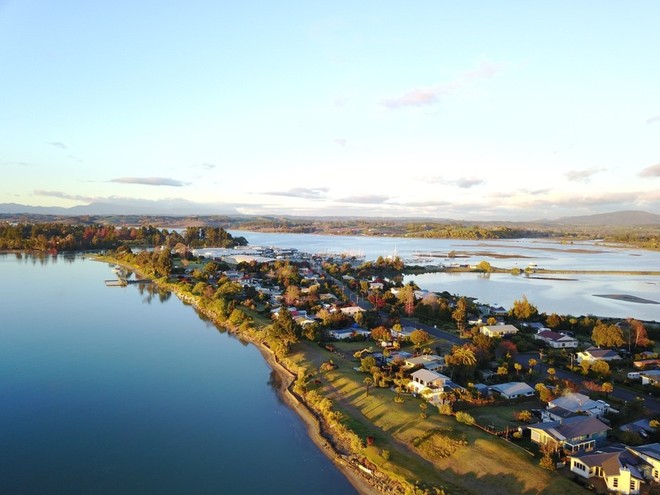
[423,176,484,188]
[334,138,347,146]
[639,163,660,178]
[47,141,68,149]
[262,187,329,200]
[200,163,216,170]
[338,194,390,204]
[646,114,660,125]
[455,178,484,189]
[109,177,188,187]
[564,168,606,182]
[381,62,502,109]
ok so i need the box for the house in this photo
[640,370,660,386]
[489,381,535,399]
[569,447,644,495]
[626,443,660,483]
[576,347,622,364]
[633,359,660,370]
[546,393,610,420]
[328,327,371,340]
[534,330,578,348]
[339,306,366,317]
[480,324,519,338]
[489,305,508,317]
[408,369,449,393]
[528,415,610,454]
[403,355,445,372]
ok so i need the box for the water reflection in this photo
[136,282,171,304]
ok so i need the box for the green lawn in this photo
[288,341,588,495]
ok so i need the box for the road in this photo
[516,351,660,414]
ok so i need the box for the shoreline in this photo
[255,345,381,495]
[96,256,384,495]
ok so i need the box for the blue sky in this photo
[1,1,659,220]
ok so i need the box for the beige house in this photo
[480,324,519,338]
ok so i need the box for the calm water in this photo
[0,253,357,494]
[231,231,660,321]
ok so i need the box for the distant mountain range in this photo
[548,210,660,226]
[1,201,659,226]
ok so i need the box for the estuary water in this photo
[0,253,357,494]
[230,231,660,321]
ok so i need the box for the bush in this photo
[455,411,475,425]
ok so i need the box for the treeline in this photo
[0,222,246,252]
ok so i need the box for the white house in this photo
[640,370,660,386]
[480,324,519,338]
[534,330,578,348]
[627,444,660,483]
[329,328,371,340]
[547,393,610,420]
[569,448,644,495]
[489,382,535,399]
[408,369,449,394]
[577,347,622,364]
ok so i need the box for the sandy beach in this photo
[255,345,382,495]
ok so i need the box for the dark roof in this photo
[530,415,610,441]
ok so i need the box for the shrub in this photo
[455,411,475,425]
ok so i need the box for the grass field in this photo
[287,340,588,495]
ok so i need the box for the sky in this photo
[0,1,659,220]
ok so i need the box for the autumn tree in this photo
[628,319,653,350]
[410,329,431,348]
[452,297,468,336]
[371,326,391,342]
[592,322,624,348]
[510,295,538,320]
[476,260,492,273]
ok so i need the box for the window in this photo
[612,478,618,488]
[631,480,636,490]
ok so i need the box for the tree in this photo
[592,322,624,348]
[510,295,538,320]
[284,285,300,306]
[371,326,391,342]
[591,359,611,378]
[547,368,556,382]
[628,319,653,350]
[601,382,614,399]
[397,284,416,316]
[535,383,554,403]
[528,358,537,374]
[360,356,377,373]
[410,329,431,348]
[419,402,428,419]
[452,297,468,335]
[476,260,492,273]
[514,363,523,376]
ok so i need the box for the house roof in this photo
[641,370,660,379]
[571,448,645,480]
[405,355,444,366]
[530,415,610,441]
[482,324,519,335]
[411,369,448,383]
[490,382,535,396]
[582,347,621,360]
[537,330,576,342]
[549,393,606,413]
[628,443,660,461]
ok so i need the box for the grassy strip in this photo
[288,341,588,495]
